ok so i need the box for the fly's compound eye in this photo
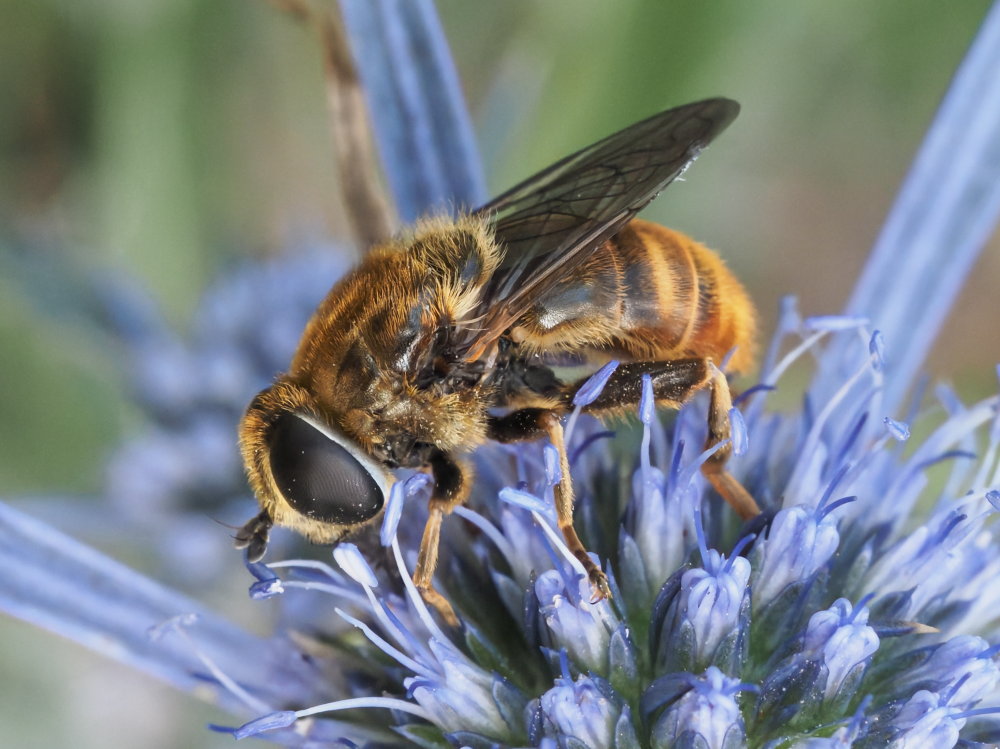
[268,412,386,524]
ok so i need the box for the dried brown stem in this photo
[264,0,395,249]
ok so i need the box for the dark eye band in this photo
[268,413,386,525]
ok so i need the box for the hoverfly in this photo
[237,98,758,623]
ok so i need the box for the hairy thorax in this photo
[287,216,502,463]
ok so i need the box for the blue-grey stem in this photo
[338,0,487,221]
[814,0,1000,414]
[0,502,328,715]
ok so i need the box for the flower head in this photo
[205,301,1000,746]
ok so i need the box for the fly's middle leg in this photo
[488,408,612,601]
[573,359,759,521]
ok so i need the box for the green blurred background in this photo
[1,1,997,746]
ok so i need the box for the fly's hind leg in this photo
[700,364,759,520]
[488,409,612,602]
[485,359,759,602]
[412,451,469,627]
[578,359,759,521]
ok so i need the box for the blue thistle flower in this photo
[652,510,753,676]
[755,597,879,733]
[206,308,996,746]
[4,2,1000,748]
[534,660,639,748]
[644,667,752,749]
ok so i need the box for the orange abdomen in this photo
[512,219,756,373]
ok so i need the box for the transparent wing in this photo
[457,97,739,361]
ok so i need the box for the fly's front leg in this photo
[234,510,273,563]
[576,359,760,521]
[488,409,612,602]
[413,451,469,626]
